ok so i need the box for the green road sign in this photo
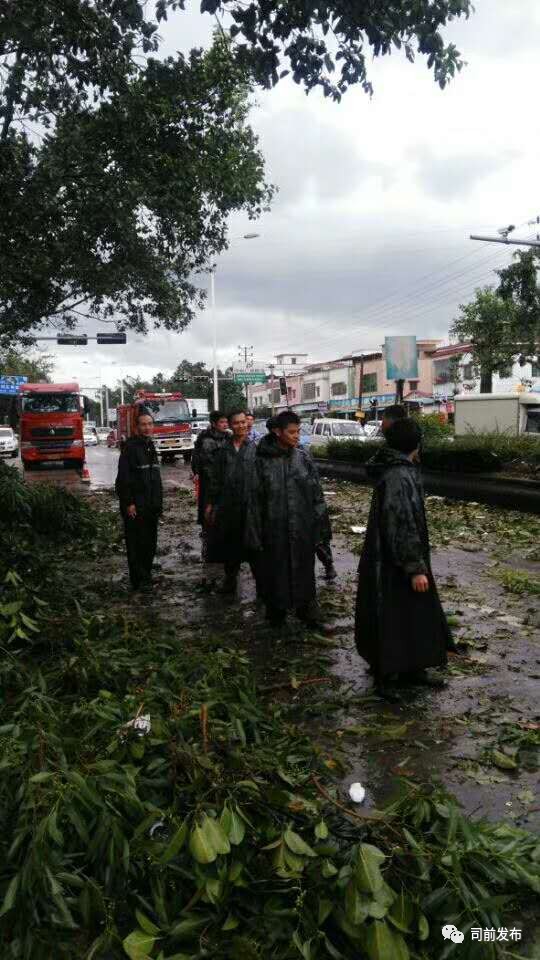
[233,372,267,384]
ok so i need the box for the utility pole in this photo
[269,364,276,416]
[103,385,109,428]
[97,387,103,427]
[237,345,254,405]
[358,354,364,419]
[470,218,540,248]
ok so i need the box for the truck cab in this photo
[19,382,87,469]
[117,391,194,462]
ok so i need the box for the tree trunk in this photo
[480,368,493,393]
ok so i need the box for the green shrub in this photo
[320,439,502,473]
[412,411,454,440]
[0,461,98,540]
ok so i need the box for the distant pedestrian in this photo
[250,411,331,628]
[354,418,449,699]
[206,409,261,595]
[192,410,229,551]
[246,412,262,444]
[115,411,162,593]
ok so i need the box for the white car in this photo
[83,430,98,446]
[307,418,368,445]
[0,426,19,458]
[191,418,210,435]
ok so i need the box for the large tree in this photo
[496,249,540,364]
[451,287,517,393]
[0,9,271,347]
[1,0,472,347]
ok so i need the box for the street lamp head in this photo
[243,233,260,239]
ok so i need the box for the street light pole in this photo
[211,270,218,410]
[210,233,260,410]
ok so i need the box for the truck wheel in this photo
[162,453,176,464]
[183,452,192,464]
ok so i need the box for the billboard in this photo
[385,337,418,381]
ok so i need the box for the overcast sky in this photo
[51,0,540,393]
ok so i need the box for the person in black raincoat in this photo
[249,411,332,627]
[355,417,449,699]
[115,411,163,592]
[206,409,261,594]
[191,410,229,537]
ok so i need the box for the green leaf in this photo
[189,823,216,864]
[492,749,518,770]
[318,899,333,926]
[29,771,55,783]
[135,910,160,936]
[284,828,317,858]
[222,912,239,931]
[229,808,246,846]
[345,881,368,926]
[0,873,19,917]
[122,929,156,960]
[161,821,188,863]
[417,914,429,941]
[203,815,231,856]
[170,917,207,940]
[388,889,414,933]
[364,920,409,960]
[315,820,329,840]
[322,859,338,878]
[356,844,385,895]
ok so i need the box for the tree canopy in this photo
[1,0,472,348]
[161,0,472,99]
[451,250,540,392]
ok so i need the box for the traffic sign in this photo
[0,375,28,396]
[233,372,267,384]
[57,334,88,345]
[97,332,127,345]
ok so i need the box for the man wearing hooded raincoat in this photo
[355,418,449,698]
[249,411,331,627]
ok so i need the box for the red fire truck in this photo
[116,390,194,462]
[19,382,88,470]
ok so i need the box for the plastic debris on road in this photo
[120,713,151,740]
[349,782,366,803]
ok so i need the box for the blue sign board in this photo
[0,375,28,396]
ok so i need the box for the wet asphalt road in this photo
[17,443,191,492]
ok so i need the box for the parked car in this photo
[0,426,19,458]
[83,428,98,446]
[306,419,368,446]
[363,420,383,439]
[191,418,210,435]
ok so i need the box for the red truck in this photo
[19,381,88,470]
[116,390,194,463]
